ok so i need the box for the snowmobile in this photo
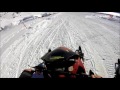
[19,46,102,78]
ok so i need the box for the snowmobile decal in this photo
[50,56,64,60]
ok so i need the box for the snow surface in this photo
[0,12,120,78]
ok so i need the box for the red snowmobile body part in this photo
[58,58,85,78]
[72,58,85,74]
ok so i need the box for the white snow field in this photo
[0,12,120,78]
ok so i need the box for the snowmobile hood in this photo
[41,47,79,62]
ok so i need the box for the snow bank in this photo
[97,12,120,17]
[96,12,120,22]
[0,12,55,31]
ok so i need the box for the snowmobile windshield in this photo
[41,47,79,62]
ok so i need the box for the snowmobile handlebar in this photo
[114,59,120,78]
[115,59,120,70]
[46,70,92,78]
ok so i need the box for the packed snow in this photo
[0,12,120,78]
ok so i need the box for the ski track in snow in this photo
[0,12,120,78]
